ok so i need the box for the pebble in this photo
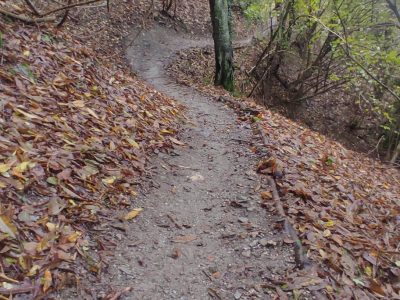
[238,217,248,223]
[260,238,277,247]
[249,240,259,247]
[241,250,251,257]
[238,195,248,201]
[234,291,242,299]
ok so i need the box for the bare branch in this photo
[0,8,55,23]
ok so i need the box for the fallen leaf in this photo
[42,269,52,292]
[0,215,17,239]
[102,176,116,185]
[126,138,140,149]
[169,137,185,146]
[260,191,272,200]
[0,164,11,173]
[123,208,143,220]
[172,234,197,243]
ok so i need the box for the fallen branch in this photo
[0,8,56,23]
[266,175,311,269]
[214,95,316,269]
[256,118,311,269]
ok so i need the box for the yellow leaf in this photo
[0,215,17,239]
[15,108,41,120]
[0,181,7,188]
[36,238,49,252]
[19,256,28,270]
[323,229,331,237]
[27,265,40,277]
[46,222,56,232]
[260,191,272,200]
[365,266,372,277]
[102,176,116,185]
[67,232,81,243]
[0,164,10,173]
[124,208,143,220]
[42,269,52,292]
[23,50,30,57]
[72,100,85,108]
[85,107,99,119]
[319,249,327,259]
[13,161,30,173]
[324,220,335,227]
[160,129,174,135]
[395,261,400,267]
[126,138,140,149]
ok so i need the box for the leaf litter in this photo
[0,17,183,298]
[193,91,400,298]
[249,103,400,298]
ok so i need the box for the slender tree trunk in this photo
[209,0,234,92]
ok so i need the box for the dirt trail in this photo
[98,26,294,299]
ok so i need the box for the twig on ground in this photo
[24,0,42,16]
[266,175,311,268]
[0,8,56,23]
[167,213,183,229]
[56,0,72,27]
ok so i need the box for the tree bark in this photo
[209,0,234,92]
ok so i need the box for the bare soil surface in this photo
[90,26,294,299]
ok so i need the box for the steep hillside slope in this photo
[0,17,182,298]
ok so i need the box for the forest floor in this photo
[60,23,400,300]
[1,1,400,299]
[60,26,295,300]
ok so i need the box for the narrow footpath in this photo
[101,25,294,299]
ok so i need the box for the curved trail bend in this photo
[105,26,293,299]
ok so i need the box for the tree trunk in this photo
[209,0,234,92]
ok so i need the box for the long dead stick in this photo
[0,8,55,23]
[266,175,311,268]
[211,99,299,264]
